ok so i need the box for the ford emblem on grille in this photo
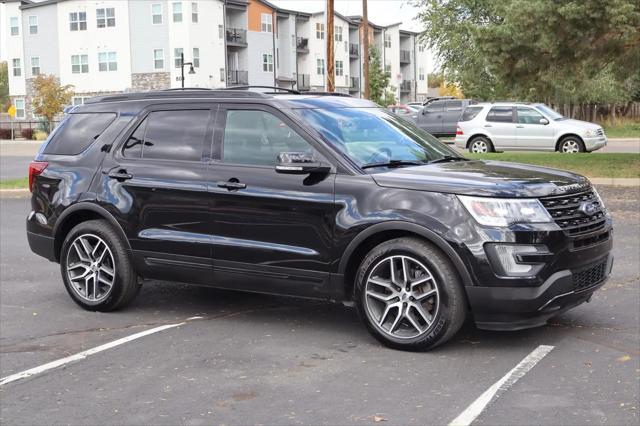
[578,201,599,216]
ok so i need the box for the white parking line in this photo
[0,317,203,386]
[449,345,555,426]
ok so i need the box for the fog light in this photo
[485,244,549,277]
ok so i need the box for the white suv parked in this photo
[455,103,607,153]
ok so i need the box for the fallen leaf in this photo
[373,415,387,422]
[617,355,631,362]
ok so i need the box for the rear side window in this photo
[460,106,483,121]
[486,106,514,123]
[445,100,463,111]
[43,113,116,155]
[122,109,211,161]
[425,101,445,113]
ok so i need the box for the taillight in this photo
[456,126,464,135]
[28,161,48,192]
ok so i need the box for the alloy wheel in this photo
[65,233,116,303]
[471,140,488,153]
[561,140,580,153]
[364,255,440,339]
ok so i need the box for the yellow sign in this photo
[7,105,16,118]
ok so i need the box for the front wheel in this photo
[355,237,467,351]
[559,136,585,153]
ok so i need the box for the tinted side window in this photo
[460,106,483,121]
[123,110,210,161]
[445,100,463,111]
[425,101,445,113]
[223,110,313,166]
[43,113,116,155]
[486,107,514,123]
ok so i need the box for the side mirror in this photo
[539,118,549,125]
[275,152,331,175]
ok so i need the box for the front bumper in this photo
[583,135,607,152]
[467,252,613,331]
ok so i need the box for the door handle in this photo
[217,180,246,190]
[484,124,492,128]
[516,125,524,128]
[107,169,133,181]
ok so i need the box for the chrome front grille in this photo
[540,189,606,235]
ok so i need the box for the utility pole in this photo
[326,0,335,92]
[362,0,370,99]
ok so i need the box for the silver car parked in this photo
[455,103,607,153]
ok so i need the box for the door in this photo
[209,105,337,298]
[105,105,215,284]
[515,106,555,150]
[417,100,445,134]
[442,100,463,134]
[484,106,517,149]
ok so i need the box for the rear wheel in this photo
[559,136,585,153]
[60,220,139,311]
[469,136,494,153]
[355,237,466,351]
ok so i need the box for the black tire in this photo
[354,237,466,351]
[558,136,585,153]
[60,219,139,311]
[468,136,494,153]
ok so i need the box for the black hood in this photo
[371,160,590,198]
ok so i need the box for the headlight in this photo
[458,196,553,227]
[584,128,600,137]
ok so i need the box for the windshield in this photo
[292,107,461,169]
[535,104,563,120]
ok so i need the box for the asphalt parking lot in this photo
[0,186,638,425]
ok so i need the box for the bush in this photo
[33,130,48,141]
[0,128,12,139]
[21,128,34,140]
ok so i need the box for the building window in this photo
[418,45,425,52]
[72,96,89,106]
[384,64,391,73]
[191,2,198,22]
[31,57,40,75]
[192,47,200,68]
[98,52,117,72]
[261,13,272,32]
[218,25,223,38]
[316,23,324,39]
[153,49,164,69]
[71,54,89,73]
[172,2,182,22]
[97,8,116,28]
[28,16,38,35]
[334,26,342,42]
[10,17,19,35]
[12,58,21,77]
[262,53,273,72]
[316,58,324,75]
[174,48,183,68]
[69,12,87,31]
[151,3,162,24]
[335,60,343,77]
[14,99,25,119]
[384,33,391,48]
[418,67,425,81]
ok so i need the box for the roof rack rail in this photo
[305,91,353,97]
[84,89,268,104]
[162,87,214,91]
[222,85,301,95]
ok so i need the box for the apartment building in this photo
[5,0,429,120]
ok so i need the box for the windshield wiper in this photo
[428,155,469,164]
[361,159,425,170]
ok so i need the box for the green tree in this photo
[427,72,444,88]
[31,75,74,132]
[368,46,397,106]
[0,62,9,110]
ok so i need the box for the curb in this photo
[590,178,640,187]
[0,189,30,198]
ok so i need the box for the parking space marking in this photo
[448,345,554,426]
[0,317,202,386]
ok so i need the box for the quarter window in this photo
[98,52,117,72]
[191,2,198,22]
[43,113,116,155]
[172,2,182,22]
[460,106,483,122]
[31,57,40,75]
[517,107,546,124]
[69,12,87,31]
[123,110,210,161]
[486,106,514,123]
[151,3,163,24]
[262,53,273,72]
[71,55,89,73]
[12,58,21,77]
[261,13,272,32]
[153,49,164,69]
[316,23,324,39]
[10,17,19,35]
[97,8,116,28]
[223,110,313,167]
[28,16,38,34]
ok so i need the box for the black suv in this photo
[27,89,613,350]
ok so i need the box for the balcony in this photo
[400,50,411,64]
[226,28,247,47]
[296,37,309,53]
[227,69,248,86]
[349,76,359,92]
[297,74,310,91]
[400,80,412,93]
[349,43,359,58]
